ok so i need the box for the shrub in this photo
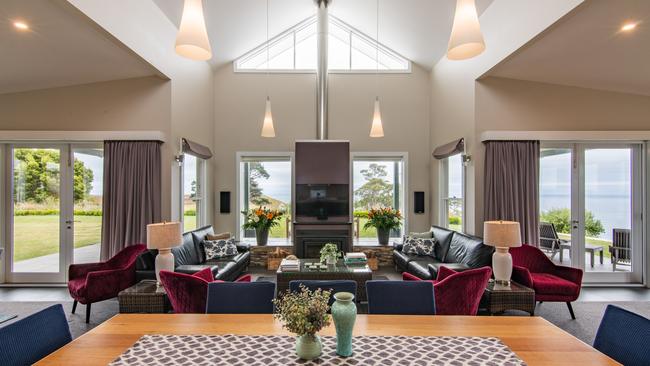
[183,209,196,216]
[540,208,605,237]
[448,216,461,225]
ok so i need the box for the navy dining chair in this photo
[289,280,357,306]
[593,304,650,366]
[0,304,72,366]
[366,281,435,315]
[206,282,276,314]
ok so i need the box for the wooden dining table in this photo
[37,314,619,365]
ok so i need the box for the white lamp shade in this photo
[147,222,183,250]
[447,0,486,60]
[175,0,212,61]
[483,221,522,248]
[369,97,384,138]
[261,97,276,137]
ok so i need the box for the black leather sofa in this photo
[136,225,250,282]
[393,226,493,280]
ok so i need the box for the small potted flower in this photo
[320,243,341,265]
[241,207,284,246]
[364,207,402,245]
[273,285,332,360]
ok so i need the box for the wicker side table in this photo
[479,280,535,316]
[118,280,171,313]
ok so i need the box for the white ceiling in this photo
[488,0,650,96]
[154,0,494,70]
[0,0,157,94]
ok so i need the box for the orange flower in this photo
[267,213,273,219]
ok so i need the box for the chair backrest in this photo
[108,244,148,269]
[0,304,72,365]
[206,282,276,314]
[510,244,556,274]
[593,305,650,366]
[159,270,209,313]
[612,229,631,261]
[366,281,435,315]
[539,222,560,250]
[434,266,492,315]
[289,280,357,307]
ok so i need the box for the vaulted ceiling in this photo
[153,0,494,70]
[488,0,650,96]
[0,0,157,94]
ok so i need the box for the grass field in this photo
[13,215,102,262]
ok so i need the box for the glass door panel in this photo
[72,146,103,264]
[539,147,574,267]
[11,147,64,280]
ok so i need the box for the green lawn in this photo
[183,214,196,231]
[14,215,102,262]
[558,233,612,259]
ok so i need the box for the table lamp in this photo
[483,220,521,286]
[147,222,182,284]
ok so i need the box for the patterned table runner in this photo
[110,334,526,365]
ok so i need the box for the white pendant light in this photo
[175,0,212,61]
[261,0,276,138]
[261,97,276,138]
[370,0,384,138]
[370,97,384,138]
[447,0,485,60]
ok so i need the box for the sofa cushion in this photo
[191,225,216,262]
[393,251,420,270]
[172,233,200,267]
[431,226,454,260]
[407,257,440,280]
[428,262,470,279]
[176,264,219,278]
[531,273,580,297]
[402,237,437,256]
[444,232,493,268]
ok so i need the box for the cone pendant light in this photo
[175,0,212,61]
[370,97,384,138]
[447,0,485,60]
[261,97,276,137]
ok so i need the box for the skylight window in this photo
[234,16,410,73]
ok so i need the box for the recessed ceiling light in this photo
[13,21,29,30]
[621,22,637,32]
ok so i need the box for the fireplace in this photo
[293,141,352,258]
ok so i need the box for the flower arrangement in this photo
[242,207,284,230]
[319,243,341,264]
[273,285,332,337]
[363,207,402,231]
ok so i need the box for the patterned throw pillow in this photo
[402,236,437,256]
[203,239,238,260]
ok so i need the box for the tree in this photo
[248,162,271,206]
[73,158,94,203]
[540,208,605,238]
[354,163,394,210]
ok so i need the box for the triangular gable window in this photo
[234,15,410,73]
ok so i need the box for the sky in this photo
[74,149,103,196]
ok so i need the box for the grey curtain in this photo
[101,141,162,260]
[484,140,540,246]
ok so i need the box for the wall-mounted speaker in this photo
[414,191,425,214]
[220,191,231,214]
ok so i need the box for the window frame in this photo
[235,152,294,242]
[351,152,409,239]
[180,153,207,232]
[439,153,465,233]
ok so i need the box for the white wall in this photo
[213,65,432,235]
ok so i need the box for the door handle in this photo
[572,219,579,229]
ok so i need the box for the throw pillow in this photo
[408,231,433,239]
[402,236,437,256]
[206,232,232,241]
[203,239,238,260]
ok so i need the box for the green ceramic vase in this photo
[331,292,356,357]
[295,334,322,360]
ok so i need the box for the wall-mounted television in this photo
[295,184,349,220]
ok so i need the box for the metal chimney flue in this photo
[315,0,330,140]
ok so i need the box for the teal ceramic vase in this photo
[331,292,356,357]
[295,334,322,360]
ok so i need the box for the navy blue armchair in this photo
[289,280,357,306]
[593,304,650,366]
[0,304,72,365]
[366,281,435,315]
[206,282,276,314]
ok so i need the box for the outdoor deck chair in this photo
[610,228,631,272]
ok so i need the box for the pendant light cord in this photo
[376,0,379,98]
[266,0,269,99]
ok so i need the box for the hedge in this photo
[15,209,103,216]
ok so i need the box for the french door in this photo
[3,143,103,283]
[540,143,644,284]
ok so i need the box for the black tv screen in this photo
[295,184,349,220]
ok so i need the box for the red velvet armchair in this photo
[159,268,251,314]
[403,266,492,315]
[68,244,147,323]
[510,244,583,319]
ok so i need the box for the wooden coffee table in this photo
[118,280,171,314]
[276,259,373,302]
[479,280,536,316]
